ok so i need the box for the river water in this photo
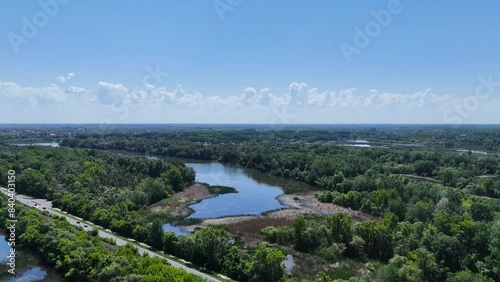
[185,161,310,219]
[12,142,60,148]
[1,233,49,282]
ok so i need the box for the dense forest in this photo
[0,197,204,281]
[1,125,500,281]
[0,145,287,281]
[59,129,500,199]
[0,146,195,239]
[3,124,500,151]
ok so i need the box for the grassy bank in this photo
[139,183,237,222]
[198,183,238,194]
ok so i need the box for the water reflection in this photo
[12,142,59,148]
[186,162,308,218]
[163,224,191,236]
[1,234,48,282]
[3,267,47,282]
[1,235,10,263]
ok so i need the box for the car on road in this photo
[42,207,46,209]
[84,224,88,227]
[76,221,80,224]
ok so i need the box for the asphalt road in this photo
[0,187,224,282]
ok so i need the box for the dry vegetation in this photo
[184,191,378,247]
[148,183,215,218]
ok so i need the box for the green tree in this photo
[470,200,494,222]
[162,232,178,254]
[137,177,168,204]
[408,248,443,281]
[293,216,306,251]
[447,270,493,282]
[486,225,500,281]
[247,245,285,282]
[17,168,49,198]
[324,213,352,245]
[162,167,183,192]
[414,160,436,177]
[147,219,164,250]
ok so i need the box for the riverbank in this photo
[184,191,378,233]
[145,183,236,220]
[0,229,62,281]
[276,192,379,221]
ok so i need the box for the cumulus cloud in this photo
[240,87,286,107]
[0,82,22,100]
[307,88,330,106]
[288,82,310,105]
[328,88,361,107]
[0,78,458,122]
[56,72,75,84]
[129,90,148,104]
[0,81,69,105]
[241,87,257,105]
[65,86,87,94]
[177,91,202,106]
[362,88,452,108]
[1,78,455,110]
[97,81,129,105]
[120,81,453,110]
[148,84,195,104]
[152,87,176,104]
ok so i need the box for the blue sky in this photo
[1,0,499,124]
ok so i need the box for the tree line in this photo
[0,196,204,281]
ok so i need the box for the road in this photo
[0,187,224,282]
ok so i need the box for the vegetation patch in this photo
[206,185,237,194]
[226,217,294,237]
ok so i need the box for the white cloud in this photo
[0,81,69,105]
[152,87,176,104]
[204,95,227,109]
[56,72,76,84]
[307,88,330,106]
[362,88,452,108]
[65,86,87,94]
[3,78,492,123]
[328,88,362,107]
[97,81,129,105]
[177,91,202,107]
[241,87,257,105]
[129,90,148,104]
[0,79,456,110]
[288,82,310,106]
[239,87,287,107]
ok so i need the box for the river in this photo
[185,161,310,219]
[0,232,54,282]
